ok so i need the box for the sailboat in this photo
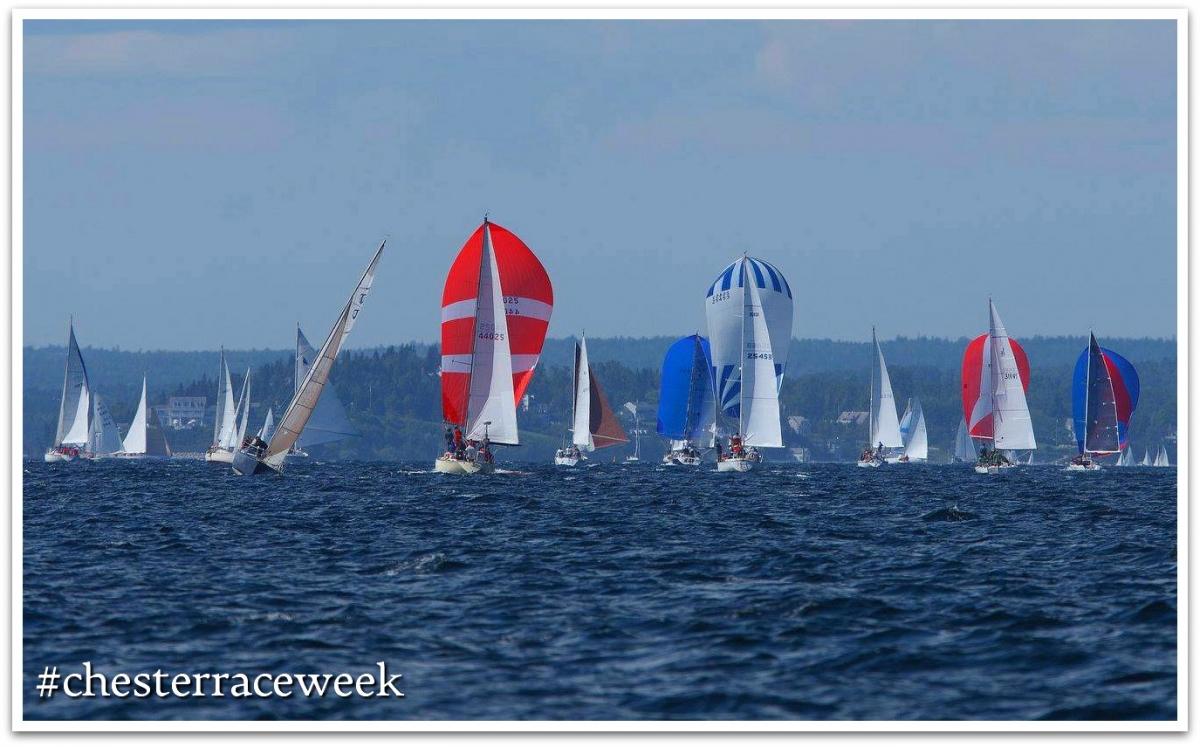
[81,395,123,460]
[205,351,239,463]
[623,402,644,463]
[706,255,793,472]
[436,218,553,474]
[44,317,92,462]
[1067,332,1139,471]
[952,417,977,463]
[231,240,385,475]
[115,376,171,458]
[232,368,252,453]
[656,334,715,467]
[554,334,630,466]
[1154,444,1171,467]
[857,327,903,467]
[896,396,929,463]
[1117,447,1135,467]
[1141,449,1153,467]
[962,299,1036,474]
[288,326,357,456]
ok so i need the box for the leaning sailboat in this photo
[45,317,92,462]
[857,327,903,468]
[656,334,715,467]
[705,255,793,472]
[1067,331,1139,471]
[436,218,553,474]
[231,240,385,475]
[554,334,629,466]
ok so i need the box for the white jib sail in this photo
[263,241,384,468]
[869,329,903,449]
[987,300,1036,450]
[741,277,783,447]
[89,396,122,455]
[258,407,275,442]
[465,226,518,444]
[63,383,91,447]
[122,377,148,454]
[901,397,928,460]
[571,337,594,450]
[57,323,93,447]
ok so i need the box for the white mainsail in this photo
[295,327,357,448]
[233,368,252,447]
[121,376,149,455]
[571,336,595,450]
[899,396,928,461]
[1141,450,1152,466]
[214,354,238,450]
[704,255,792,448]
[463,227,518,443]
[261,240,384,470]
[972,300,1036,450]
[868,327,903,450]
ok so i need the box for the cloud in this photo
[24,26,301,78]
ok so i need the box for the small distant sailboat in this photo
[115,375,171,458]
[963,299,1035,474]
[231,240,385,475]
[1117,447,1134,467]
[1067,331,1139,471]
[896,396,928,463]
[554,334,629,466]
[1141,449,1153,467]
[858,327,903,468]
[258,407,276,443]
[705,255,793,473]
[1154,444,1171,467]
[45,317,91,462]
[657,334,715,467]
[205,350,239,463]
[436,218,552,474]
[623,402,645,463]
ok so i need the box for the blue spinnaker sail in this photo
[1072,335,1140,454]
[656,335,715,442]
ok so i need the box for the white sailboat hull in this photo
[554,455,582,467]
[716,457,755,472]
[205,448,235,464]
[857,458,883,468]
[1065,463,1102,471]
[44,449,72,463]
[662,452,702,467]
[435,456,494,475]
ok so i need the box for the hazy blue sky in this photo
[20,15,1179,351]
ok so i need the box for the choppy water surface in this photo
[22,459,1177,721]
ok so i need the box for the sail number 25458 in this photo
[747,352,773,360]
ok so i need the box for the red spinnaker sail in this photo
[961,333,1030,440]
[441,220,553,427]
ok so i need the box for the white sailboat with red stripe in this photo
[436,217,553,475]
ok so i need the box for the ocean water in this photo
[21,458,1178,722]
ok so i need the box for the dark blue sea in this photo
[22,458,1178,722]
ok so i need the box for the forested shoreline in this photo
[23,336,1178,463]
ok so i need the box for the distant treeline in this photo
[23,335,1177,462]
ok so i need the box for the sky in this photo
[19,13,1181,352]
